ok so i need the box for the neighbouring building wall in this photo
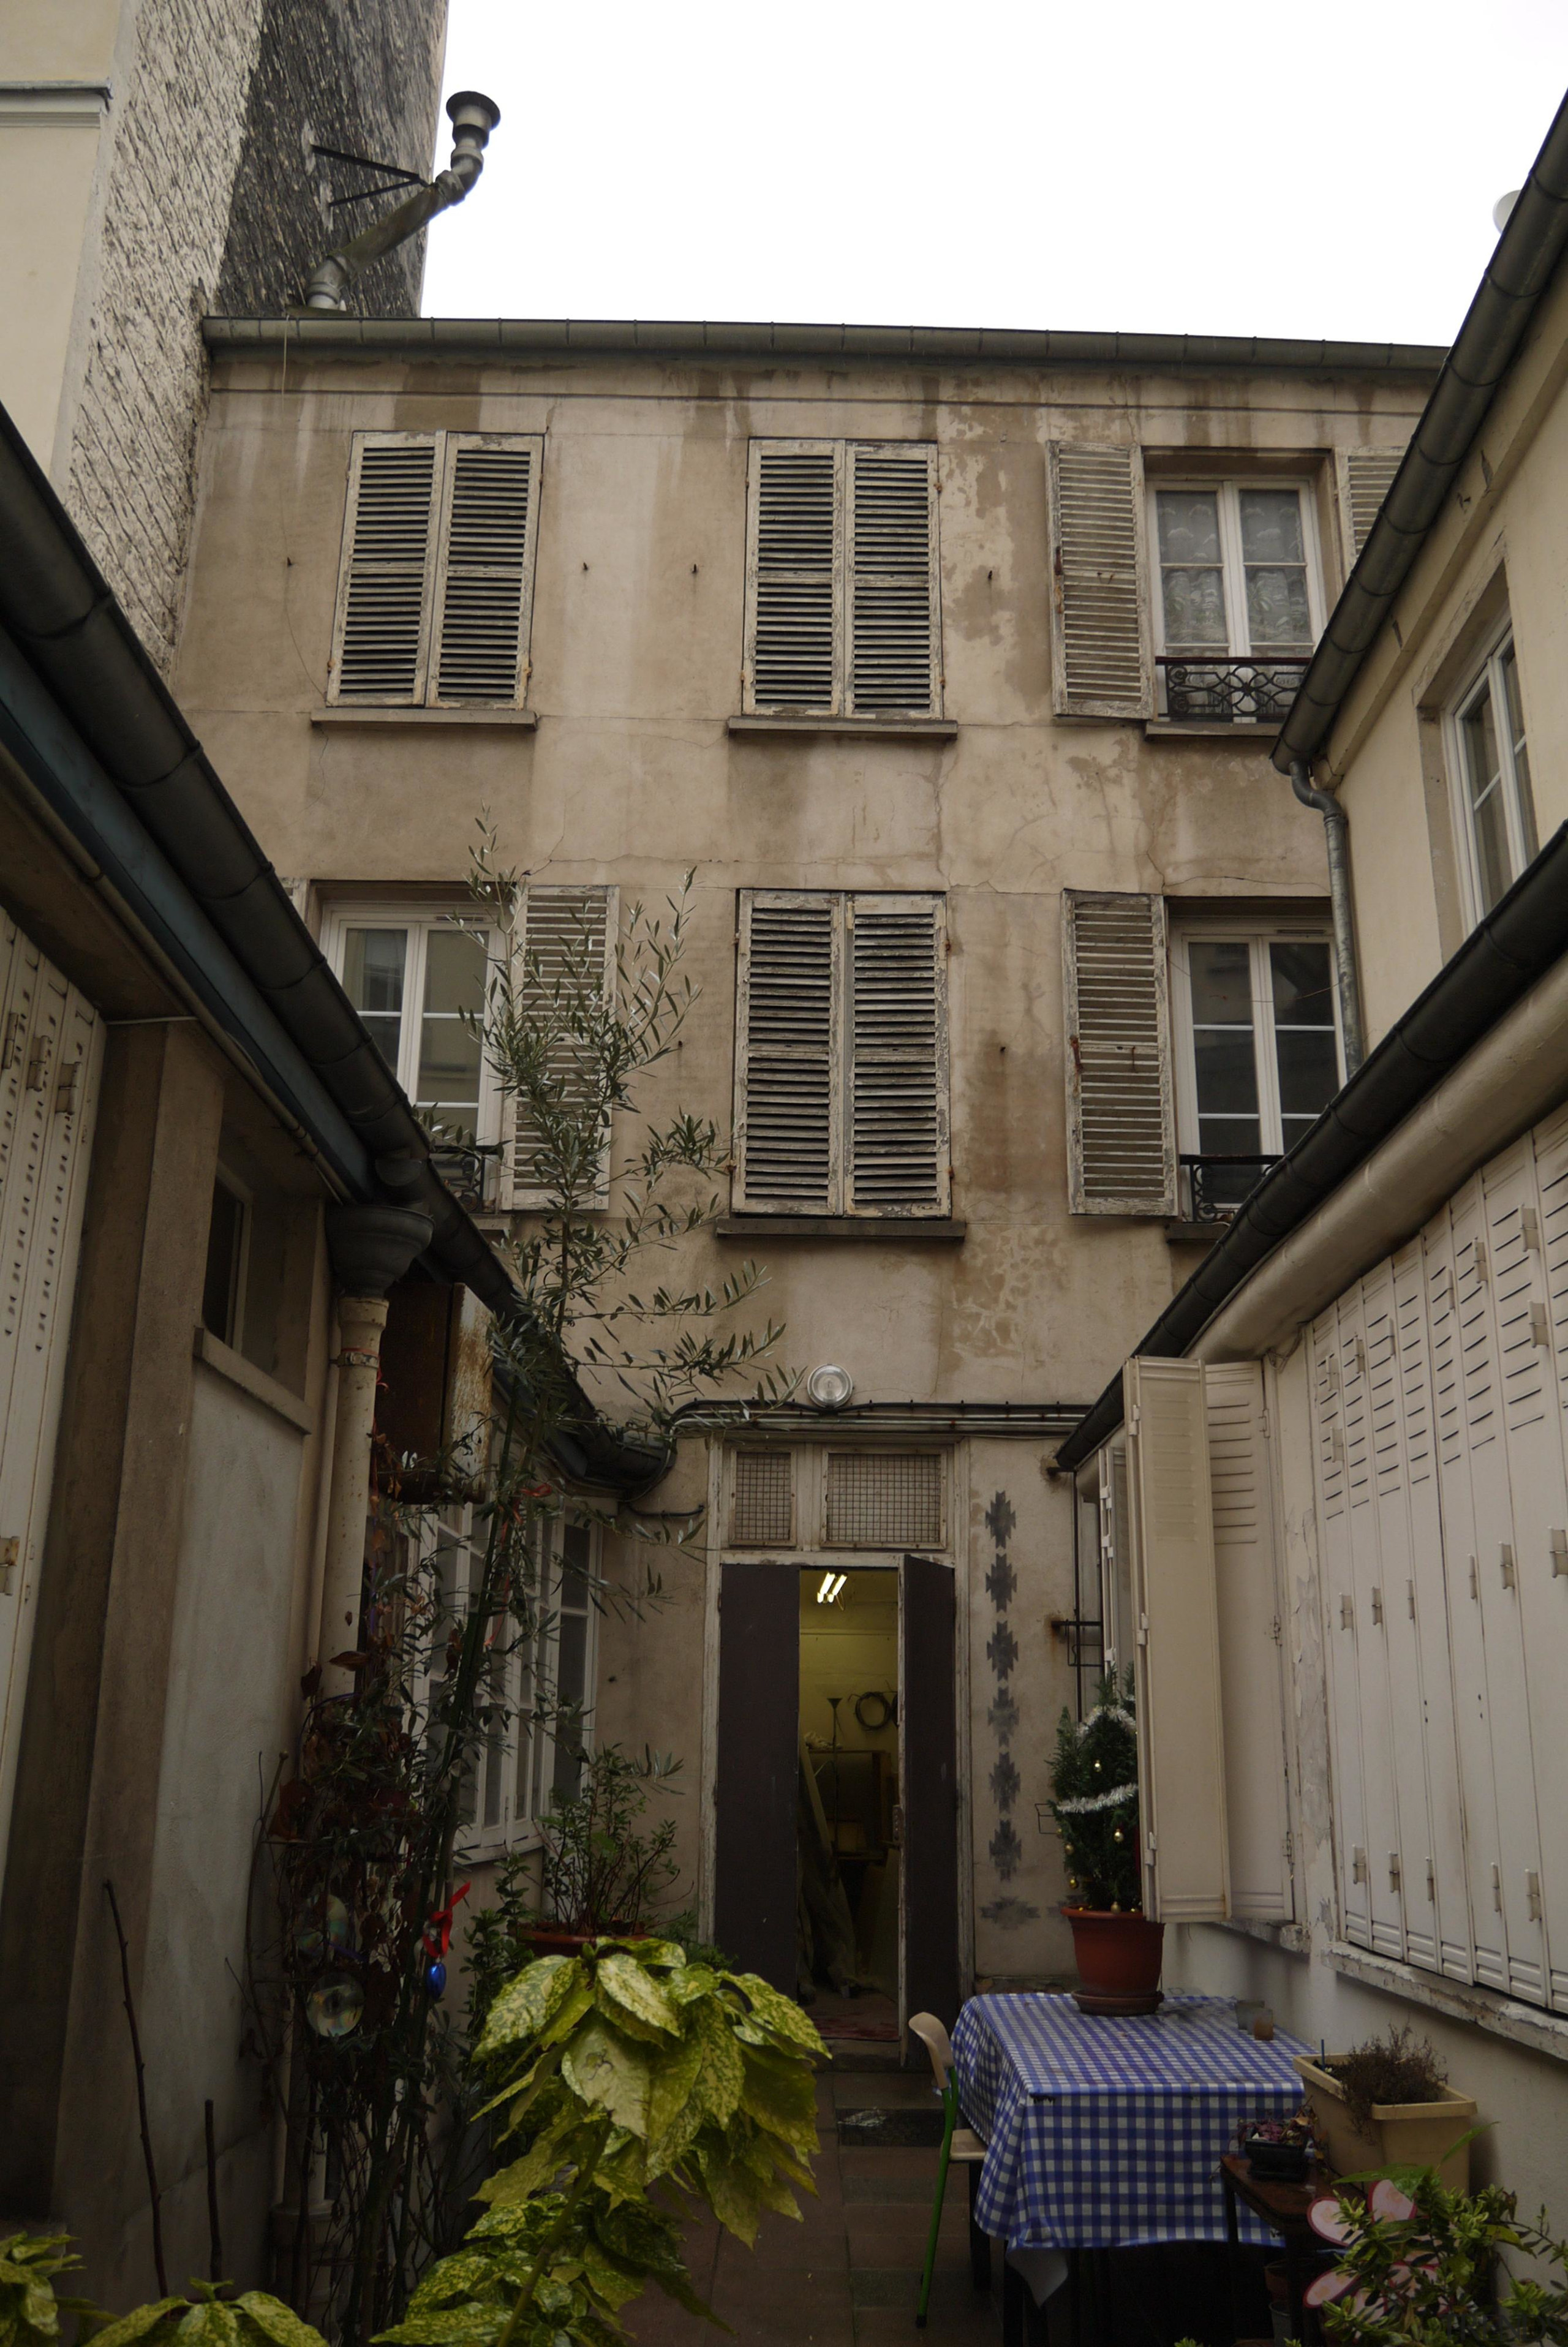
[1325,255,1568,1047]
[214,0,447,320]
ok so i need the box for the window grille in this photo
[731,1449,793,1545]
[825,1452,943,1549]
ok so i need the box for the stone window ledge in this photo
[715,1215,966,1243]
[311,706,538,729]
[1329,1940,1568,2064]
[727,715,958,741]
[1144,720,1281,741]
[192,1325,314,1433]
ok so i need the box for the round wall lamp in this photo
[806,1363,854,1411]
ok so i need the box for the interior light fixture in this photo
[816,1570,847,1604]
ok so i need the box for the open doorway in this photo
[797,1565,900,2043]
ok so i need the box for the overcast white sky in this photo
[422,0,1568,347]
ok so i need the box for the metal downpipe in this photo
[1291,759,1365,1074]
[302,91,499,312]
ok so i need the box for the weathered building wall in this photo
[214,0,448,318]
[178,334,1434,1984]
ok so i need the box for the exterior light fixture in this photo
[807,1363,854,1411]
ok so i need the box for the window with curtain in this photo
[1449,630,1538,922]
[1172,926,1342,1213]
[325,906,495,1200]
[1149,480,1323,722]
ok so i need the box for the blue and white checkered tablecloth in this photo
[951,1991,1310,2250]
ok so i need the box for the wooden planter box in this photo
[1292,2055,1476,2190]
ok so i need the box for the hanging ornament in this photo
[295,1893,353,1966]
[1113,1828,1123,1842]
[421,1881,472,1986]
[426,1959,447,1999]
[305,1975,364,2038]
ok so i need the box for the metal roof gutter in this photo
[1054,823,1568,1473]
[1273,87,1568,774]
[0,404,663,1498]
[203,315,1446,377]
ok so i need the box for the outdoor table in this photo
[951,1991,1312,2251]
[1220,2153,1338,2345]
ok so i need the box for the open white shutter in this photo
[1529,1107,1568,2009]
[1337,446,1406,563]
[733,892,841,1213]
[329,433,441,704]
[845,895,948,1217]
[846,443,940,716]
[1338,1290,1408,1961]
[499,888,617,1212]
[1046,443,1153,718]
[430,435,542,706]
[1062,891,1176,1216]
[744,441,840,714]
[0,917,102,1879]
[1124,1355,1228,1921]
[1311,1308,1371,1947]
[1205,1362,1292,1921]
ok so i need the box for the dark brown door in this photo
[713,1560,800,1991]
[900,1553,960,2037]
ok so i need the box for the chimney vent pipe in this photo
[301,89,500,313]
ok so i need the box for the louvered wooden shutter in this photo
[330,434,442,704]
[846,444,940,717]
[1206,1362,1293,1921]
[1062,891,1176,1216]
[1047,443,1153,718]
[733,892,841,1212]
[845,895,948,1216]
[1124,1355,1229,1921]
[499,887,617,1211]
[1338,446,1406,563]
[430,435,541,705]
[745,442,839,714]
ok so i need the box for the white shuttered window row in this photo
[330,431,543,707]
[733,891,949,1218]
[1308,1104,1568,2014]
[744,441,941,718]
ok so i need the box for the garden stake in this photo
[105,1878,168,2296]
[205,2098,224,2283]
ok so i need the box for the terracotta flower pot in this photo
[1063,1907,1164,2014]
[520,1924,645,1960]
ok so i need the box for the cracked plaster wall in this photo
[174,345,1436,1975]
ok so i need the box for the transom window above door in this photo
[1150,480,1324,725]
[1447,628,1537,924]
[1172,926,1342,1216]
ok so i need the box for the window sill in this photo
[1144,720,1281,740]
[192,1325,315,1433]
[1328,1940,1568,2064]
[311,706,538,729]
[1166,1219,1227,1249]
[728,715,958,741]
[715,1215,966,1242]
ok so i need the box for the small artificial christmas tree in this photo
[1047,1669,1140,1912]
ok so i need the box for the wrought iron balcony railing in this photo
[1180,1151,1281,1223]
[1157,654,1310,725]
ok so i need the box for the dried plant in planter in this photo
[1328,2025,1449,2135]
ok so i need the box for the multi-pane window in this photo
[415,1507,598,1856]
[328,431,543,707]
[733,891,949,1218]
[1449,630,1537,921]
[742,440,942,718]
[1149,481,1323,721]
[325,907,493,1147]
[1172,927,1341,1212]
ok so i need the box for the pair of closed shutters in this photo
[744,442,941,718]
[330,431,542,707]
[1047,442,1407,718]
[1120,1355,1294,1925]
[733,891,949,1218]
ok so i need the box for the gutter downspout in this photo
[1289,759,1365,1074]
[302,91,499,312]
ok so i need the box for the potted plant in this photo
[1303,2169,1568,2338]
[1047,1671,1163,2013]
[1292,2024,1477,2190]
[1238,2105,1319,2183]
[474,1743,680,1967]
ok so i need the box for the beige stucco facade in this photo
[173,325,1436,1995]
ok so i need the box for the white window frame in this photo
[723,1444,949,1559]
[321,901,504,1161]
[1445,625,1538,929]
[1171,921,1344,1199]
[412,1505,600,1859]
[203,1167,252,1352]
[1147,478,1326,718]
